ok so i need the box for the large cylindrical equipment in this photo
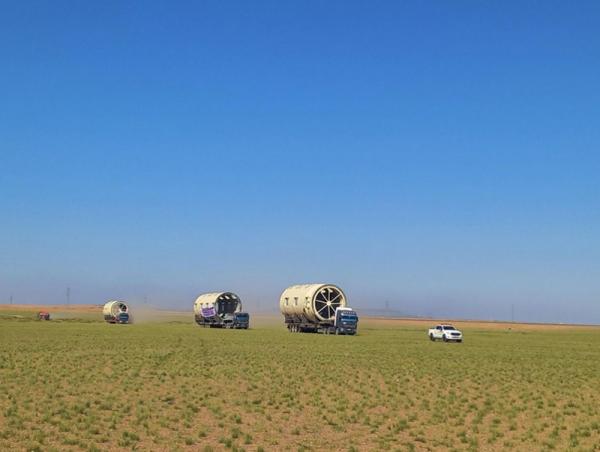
[193,292,242,319]
[280,284,347,323]
[102,300,129,323]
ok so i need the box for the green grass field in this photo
[1,314,600,451]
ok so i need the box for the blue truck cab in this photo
[232,312,249,329]
[334,307,358,335]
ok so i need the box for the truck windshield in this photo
[235,314,248,320]
[341,314,357,321]
[442,326,455,330]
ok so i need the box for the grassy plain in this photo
[1,307,600,451]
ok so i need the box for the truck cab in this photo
[38,311,51,321]
[117,312,130,324]
[334,307,358,335]
[232,312,250,329]
[219,312,249,329]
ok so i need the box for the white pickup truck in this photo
[428,324,463,342]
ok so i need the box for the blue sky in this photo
[1,1,599,322]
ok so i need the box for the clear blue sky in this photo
[1,1,598,322]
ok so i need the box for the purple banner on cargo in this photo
[201,307,216,318]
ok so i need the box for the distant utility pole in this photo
[511,304,515,323]
[66,287,71,306]
[10,294,13,305]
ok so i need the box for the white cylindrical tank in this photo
[193,292,242,319]
[280,284,347,322]
[103,300,129,323]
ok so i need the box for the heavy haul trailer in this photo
[193,292,249,329]
[280,284,358,335]
[103,301,130,324]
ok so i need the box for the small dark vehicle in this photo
[38,311,51,321]
[231,312,250,329]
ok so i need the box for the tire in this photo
[442,335,447,342]
[457,339,462,343]
[429,334,435,341]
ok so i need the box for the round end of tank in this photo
[193,292,242,316]
[313,285,346,321]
